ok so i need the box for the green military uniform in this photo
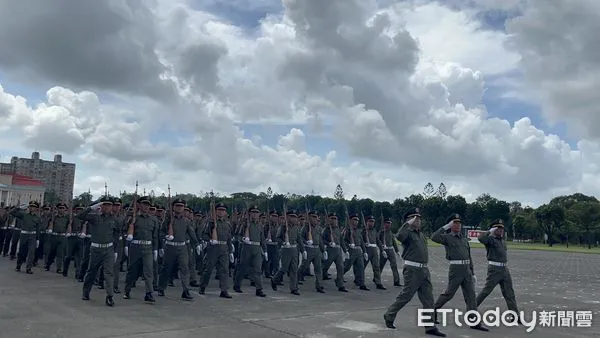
[476,219,519,314]
[383,207,445,337]
[186,208,200,287]
[78,222,92,282]
[298,210,325,292]
[321,212,348,292]
[11,201,42,274]
[79,197,120,306]
[342,214,369,290]
[263,211,280,278]
[153,207,166,291]
[63,205,85,278]
[34,205,51,265]
[271,209,304,295]
[200,202,233,298]
[379,218,401,286]
[44,202,70,273]
[6,216,21,259]
[111,198,126,293]
[0,207,8,254]
[193,211,206,278]
[234,205,267,297]
[363,215,385,289]
[124,196,159,302]
[158,199,200,299]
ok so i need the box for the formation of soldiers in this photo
[0,195,520,337]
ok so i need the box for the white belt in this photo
[21,230,36,235]
[267,242,278,245]
[51,232,66,236]
[305,244,318,248]
[166,241,186,246]
[367,244,377,248]
[131,240,152,245]
[449,260,470,264]
[405,260,427,268]
[91,242,113,248]
[488,261,506,267]
[0,227,7,230]
[244,241,261,246]
[13,228,21,231]
[283,244,297,248]
[85,235,92,238]
[349,246,362,250]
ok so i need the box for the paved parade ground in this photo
[0,246,598,338]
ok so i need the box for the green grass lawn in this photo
[427,241,600,254]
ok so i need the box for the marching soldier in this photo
[321,212,348,292]
[44,202,69,273]
[11,201,42,274]
[123,196,159,303]
[200,202,234,298]
[383,207,445,337]
[476,219,521,321]
[79,196,120,307]
[111,197,125,294]
[77,221,92,283]
[271,209,305,295]
[263,210,279,278]
[233,205,267,297]
[34,204,51,266]
[342,213,369,290]
[6,213,21,260]
[431,214,488,331]
[186,208,200,288]
[363,215,386,290]
[153,205,166,291]
[0,206,8,254]
[298,210,326,293]
[379,218,401,286]
[63,203,85,278]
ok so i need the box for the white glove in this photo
[153,250,158,262]
[114,252,118,263]
[349,243,355,248]
[244,237,251,244]
[229,253,234,263]
[124,246,129,257]
[473,274,477,285]
[396,251,400,256]
[231,244,235,253]
[307,240,313,245]
[407,216,417,225]
[200,242,206,250]
[165,235,174,241]
[46,229,52,234]
[302,251,307,259]
[489,227,498,235]
[210,239,218,245]
[126,234,133,241]
[344,251,349,260]
[363,253,368,260]
[284,242,291,247]
[329,242,336,247]
[266,238,272,243]
[78,233,86,238]
[443,221,453,230]
[323,251,328,261]
[264,252,268,261]
[36,240,40,248]
[382,250,388,259]
[159,248,164,257]
[66,233,72,237]
[195,245,202,255]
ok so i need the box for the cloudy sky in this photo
[0,0,598,207]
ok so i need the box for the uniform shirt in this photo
[363,226,382,249]
[378,228,399,253]
[342,226,366,252]
[130,212,159,250]
[276,223,304,251]
[264,220,278,242]
[240,220,266,251]
[202,218,233,253]
[70,216,83,234]
[301,223,325,252]
[431,227,473,270]
[10,209,42,233]
[396,224,428,264]
[163,212,199,246]
[78,209,119,246]
[322,225,346,251]
[51,214,70,233]
[478,231,508,263]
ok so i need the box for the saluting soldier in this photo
[363,215,386,290]
[63,203,85,278]
[379,218,401,286]
[321,212,348,292]
[11,201,42,274]
[158,198,202,300]
[44,202,69,273]
[431,214,488,331]
[476,219,521,321]
[263,210,279,278]
[78,196,120,307]
[123,196,159,303]
[271,209,305,295]
[200,202,234,298]
[342,213,369,291]
[234,205,267,297]
[298,210,326,293]
[383,207,445,337]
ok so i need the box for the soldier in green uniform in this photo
[0,206,8,254]
[234,205,267,297]
[342,213,369,290]
[298,210,326,293]
[153,205,166,291]
[11,201,42,274]
[44,202,69,273]
[263,210,279,278]
[271,210,305,295]
[476,219,520,320]
[77,221,92,283]
[321,212,348,292]
[363,215,386,290]
[111,198,125,293]
[34,204,51,266]
[123,196,159,303]
[63,204,85,278]
[379,218,401,286]
[383,207,445,337]
[193,211,206,278]
[431,214,488,331]
[186,207,201,287]
[6,214,21,260]
[158,198,202,300]
[79,196,120,307]
[200,202,234,298]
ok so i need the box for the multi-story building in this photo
[0,152,75,202]
[0,173,45,206]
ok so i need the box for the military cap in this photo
[490,219,504,228]
[307,210,317,216]
[328,212,338,218]
[260,212,267,218]
[156,206,165,211]
[184,206,192,212]
[366,215,375,221]
[248,205,260,213]
[287,209,298,216]
[403,207,421,220]
[384,217,392,223]
[269,209,279,216]
[98,196,113,204]
[194,210,202,216]
[137,196,152,204]
[172,198,186,206]
[149,204,157,210]
[113,197,122,205]
[29,201,40,208]
[74,203,85,209]
[349,213,359,219]
[42,204,51,210]
[215,202,227,210]
[446,213,461,224]
[56,202,68,209]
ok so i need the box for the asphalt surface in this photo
[0,246,598,338]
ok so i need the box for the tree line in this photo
[67,182,599,249]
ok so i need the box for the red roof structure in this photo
[10,174,44,187]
